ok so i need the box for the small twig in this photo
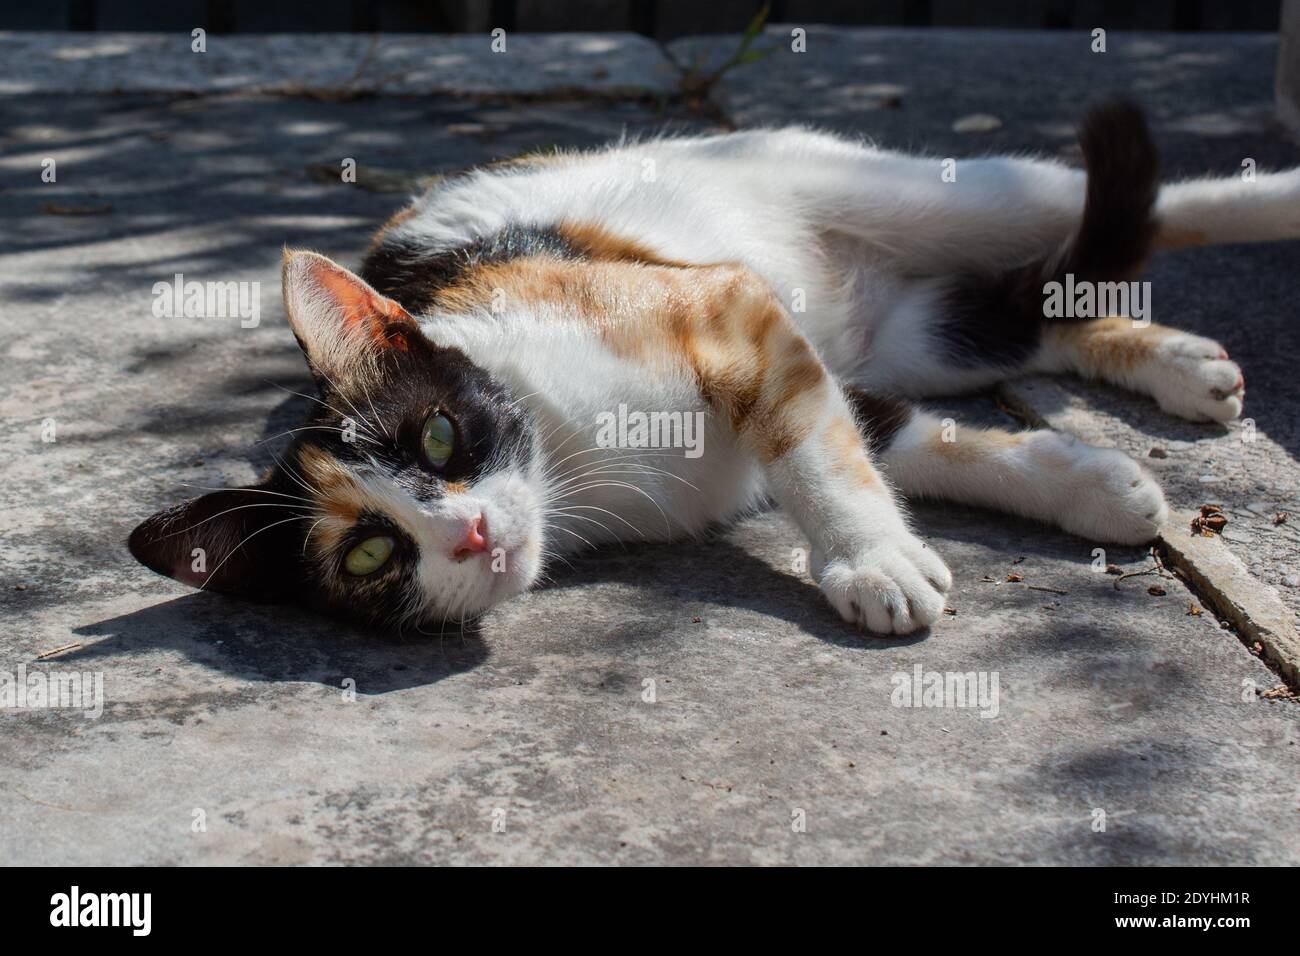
[1112,551,1168,590]
[35,642,80,661]
[1028,585,1069,595]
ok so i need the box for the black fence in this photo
[5,0,1282,38]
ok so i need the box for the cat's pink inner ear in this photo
[283,251,416,366]
[311,260,414,350]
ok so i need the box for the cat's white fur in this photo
[297,128,1299,633]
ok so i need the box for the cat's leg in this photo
[727,119,1300,274]
[844,96,1244,423]
[858,294,1247,423]
[762,391,955,635]
[849,390,1168,544]
[1156,167,1300,248]
[679,269,953,635]
[1029,317,1245,423]
[774,133,1086,275]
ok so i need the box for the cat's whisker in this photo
[269,382,383,444]
[544,457,702,499]
[540,419,589,465]
[196,515,316,591]
[537,415,577,447]
[536,546,575,573]
[302,516,329,556]
[178,483,316,506]
[546,509,621,541]
[548,480,673,532]
[546,503,646,539]
[162,502,318,539]
[548,524,598,552]
[560,462,703,494]
[500,388,544,413]
[255,424,380,448]
[357,376,392,439]
[544,462,682,500]
[270,448,322,500]
[542,447,683,484]
[311,367,388,443]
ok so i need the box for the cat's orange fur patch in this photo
[1154,226,1209,250]
[930,427,1025,465]
[824,416,878,485]
[1047,316,1175,373]
[431,252,829,463]
[297,445,368,554]
[556,221,689,268]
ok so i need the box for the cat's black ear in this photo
[281,249,425,386]
[128,485,304,600]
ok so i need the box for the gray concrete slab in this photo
[0,32,680,96]
[1,33,1298,865]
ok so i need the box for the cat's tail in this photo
[944,100,1161,333]
[983,99,1300,320]
[1048,98,1300,260]
[1052,99,1161,283]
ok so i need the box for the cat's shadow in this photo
[72,594,488,695]
[77,514,934,695]
[532,521,934,650]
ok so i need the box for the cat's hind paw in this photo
[1030,433,1168,544]
[1147,332,1244,423]
[814,535,952,636]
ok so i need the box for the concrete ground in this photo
[0,29,1296,865]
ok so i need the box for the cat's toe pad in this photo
[1148,334,1244,422]
[814,536,952,636]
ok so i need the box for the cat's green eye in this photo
[421,412,455,469]
[344,535,394,576]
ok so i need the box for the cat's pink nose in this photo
[452,514,489,560]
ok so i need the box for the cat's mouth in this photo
[454,510,543,602]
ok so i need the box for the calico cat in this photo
[130,101,1300,635]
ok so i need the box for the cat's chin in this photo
[486,546,542,604]
[448,535,544,620]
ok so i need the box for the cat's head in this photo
[129,250,547,631]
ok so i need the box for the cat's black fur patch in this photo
[311,332,534,497]
[128,481,310,600]
[318,510,423,628]
[935,99,1160,369]
[360,224,584,315]
[845,387,912,450]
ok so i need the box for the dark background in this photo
[2,0,1282,38]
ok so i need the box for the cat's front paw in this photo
[813,534,952,636]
